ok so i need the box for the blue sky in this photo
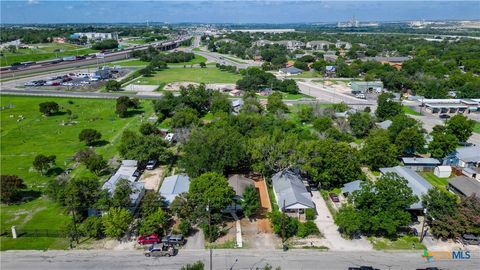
[1,1,479,24]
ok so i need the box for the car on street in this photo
[348,267,380,270]
[161,234,186,246]
[146,159,157,170]
[144,243,176,257]
[138,234,161,245]
[439,114,450,119]
[329,193,340,203]
[462,234,480,245]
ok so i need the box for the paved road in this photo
[1,249,478,270]
[191,49,262,70]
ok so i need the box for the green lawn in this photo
[474,121,480,134]
[420,172,449,189]
[369,235,425,250]
[402,105,422,116]
[1,43,97,66]
[0,96,153,250]
[220,55,247,64]
[131,67,241,85]
[110,59,150,67]
[291,71,323,78]
[168,55,208,66]
[282,93,315,100]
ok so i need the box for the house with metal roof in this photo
[102,160,144,212]
[279,67,303,76]
[341,180,363,197]
[401,157,441,171]
[159,174,191,205]
[448,176,480,198]
[379,166,432,210]
[272,170,314,216]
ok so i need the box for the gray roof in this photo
[380,166,432,210]
[228,174,255,197]
[456,146,480,163]
[272,170,314,210]
[342,180,362,195]
[376,119,392,130]
[402,157,441,166]
[448,176,480,198]
[102,160,138,193]
[279,67,303,74]
[160,174,190,204]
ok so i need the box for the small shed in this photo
[434,166,452,178]
[341,180,362,197]
[402,157,441,171]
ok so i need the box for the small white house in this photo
[434,166,452,178]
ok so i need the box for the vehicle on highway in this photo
[146,159,157,170]
[462,234,480,245]
[161,235,186,246]
[439,114,451,119]
[348,266,380,270]
[355,93,366,99]
[416,268,440,270]
[144,243,176,257]
[62,56,76,61]
[138,234,161,245]
[329,193,340,203]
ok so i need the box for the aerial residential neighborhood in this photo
[1,1,480,270]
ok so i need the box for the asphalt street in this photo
[1,249,478,270]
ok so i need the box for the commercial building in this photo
[380,166,432,211]
[351,81,383,94]
[71,32,118,41]
[306,40,333,51]
[421,99,480,114]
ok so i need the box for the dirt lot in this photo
[138,166,165,191]
[241,218,281,250]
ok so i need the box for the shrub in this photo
[80,216,104,239]
[305,208,315,221]
[179,219,191,236]
[297,221,320,238]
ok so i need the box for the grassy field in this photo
[474,121,480,134]
[402,105,422,116]
[0,96,153,250]
[291,71,323,78]
[420,172,449,189]
[0,43,97,66]
[369,236,426,250]
[131,67,241,85]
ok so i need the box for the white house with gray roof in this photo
[160,174,190,205]
[380,166,432,210]
[447,146,480,168]
[272,170,314,216]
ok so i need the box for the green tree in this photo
[65,177,100,217]
[334,205,362,237]
[0,175,26,203]
[170,192,191,219]
[422,188,457,222]
[267,92,288,114]
[139,208,169,235]
[445,114,475,142]
[33,154,56,175]
[139,122,159,136]
[388,114,421,141]
[181,126,246,177]
[293,60,309,71]
[118,131,172,162]
[241,185,260,218]
[199,62,206,68]
[211,92,232,114]
[312,117,333,132]
[349,112,374,138]
[395,127,426,155]
[103,207,133,239]
[172,107,199,128]
[80,216,104,239]
[140,192,165,217]
[428,129,458,158]
[78,129,102,146]
[111,179,132,209]
[105,80,122,91]
[188,172,235,221]
[375,93,402,121]
[39,101,59,116]
[298,106,314,123]
[361,129,398,170]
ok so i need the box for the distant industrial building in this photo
[71,32,118,41]
[351,81,383,94]
[422,99,480,114]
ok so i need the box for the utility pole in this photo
[207,200,212,270]
[69,195,79,248]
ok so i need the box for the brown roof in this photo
[228,174,255,197]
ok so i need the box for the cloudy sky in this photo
[1,1,479,24]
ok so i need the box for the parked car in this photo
[138,234,161,245]
[146,159,157,170]
[348,267,379,270]
[416,268,440,270]
[161,235,186,246]
[439,114,450,119]
[144,243,176,257]
[329,193,340,203]
[462,234,480,245]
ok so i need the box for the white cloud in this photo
[27,0,39,5]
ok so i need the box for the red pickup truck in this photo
[137,234,160,245]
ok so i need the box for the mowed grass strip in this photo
[0,96,152,187]
[132,67,241,85]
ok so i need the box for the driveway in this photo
[183,228,205,250]
[312,191,372,251]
